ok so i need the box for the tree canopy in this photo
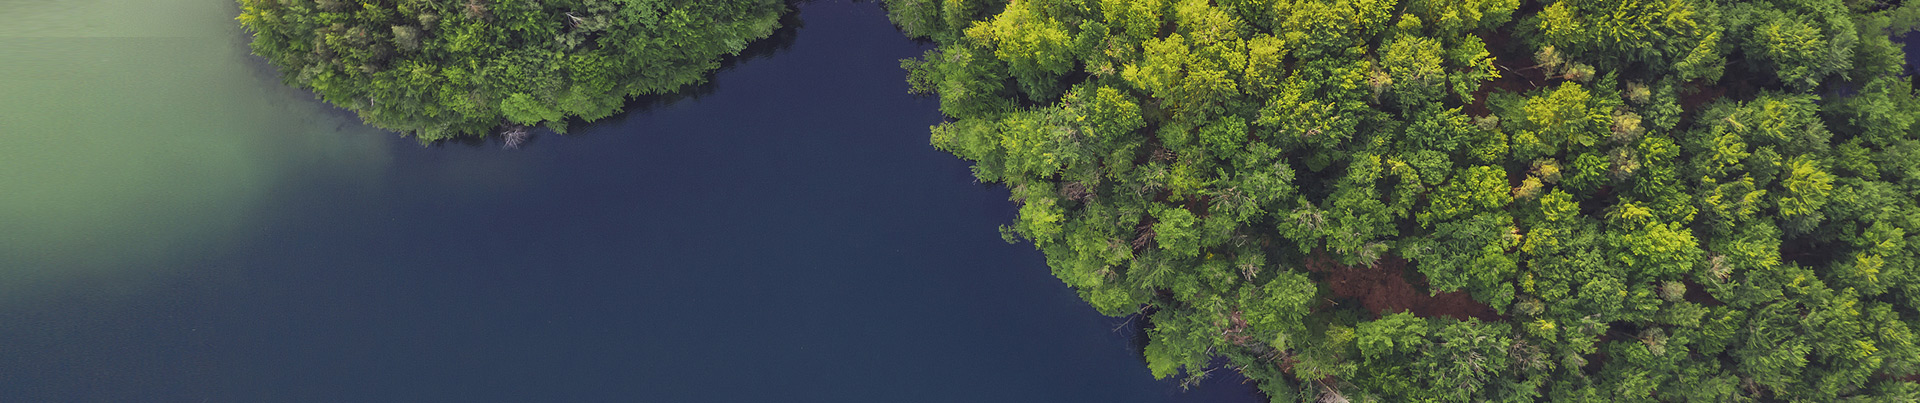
[239,0,784,141]
[890,0,1920,400]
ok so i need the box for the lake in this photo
[0,0,1264,401]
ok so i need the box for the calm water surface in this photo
[0,1,1264,401]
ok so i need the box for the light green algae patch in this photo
[0,0,390,298]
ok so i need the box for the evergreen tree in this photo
[239,0,785,141]
[890,0,1920,400]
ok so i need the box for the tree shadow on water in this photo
[1113,307,1271,402]
[528,0,811,146]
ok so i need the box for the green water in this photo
[0,0,391,298]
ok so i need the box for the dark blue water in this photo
[0,2,1263,401]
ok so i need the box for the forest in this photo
[886,0,1920,400]
[236,0,784,142]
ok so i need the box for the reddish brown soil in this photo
[1304,253,1504,322]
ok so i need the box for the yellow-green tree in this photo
[239,0,785,141]
[890,0,1920,400]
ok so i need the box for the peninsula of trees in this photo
[889,0,1920,400]
[238,0,784,141]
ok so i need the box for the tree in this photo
[238,0,785,141]
[889,0,1920,399]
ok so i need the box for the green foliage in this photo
[239,0,784,141]
[891,0,1920,399]
[1723,0,1859,90]
[1354,312,1428,360]
[1151,204,1201,258]
[1407,211,1521,309]
[1528,0,1727,81]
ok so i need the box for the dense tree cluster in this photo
[889,0,1920,400]
[238,0,783,140]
